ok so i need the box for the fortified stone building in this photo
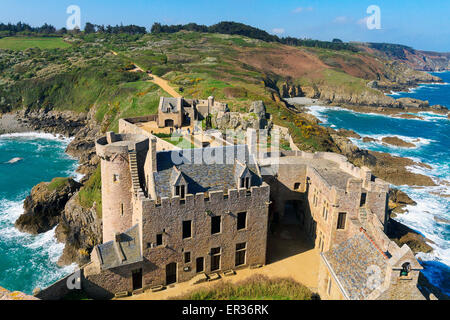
[40,97,427,300]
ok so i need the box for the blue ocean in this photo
[307,71,450,295]
[0,132,78,294]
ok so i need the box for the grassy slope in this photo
[0,31,414,216]
[173,274,314,300]
[0,36,72,50]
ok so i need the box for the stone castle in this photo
[37,97,427,300]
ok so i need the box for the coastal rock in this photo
[0,287,39,300]
[389,188,417,215]
[336,129,361,139]
[18,108,87,137]
[397,98,429,109]
[430,104,447,111]
[362,137,377,143]
[387,219,433,254]
[331,134,435,186]
[381,136,416,148]
[15,178,82,234]
[6,157,23,164]
[55,194,102,266]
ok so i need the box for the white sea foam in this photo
[0,132,73,144]
[394,185,450,266]
[350,134,435,151]
[305,105,330,124]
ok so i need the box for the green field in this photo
[0,37,71,50]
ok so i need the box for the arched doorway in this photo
[166,262,177,285]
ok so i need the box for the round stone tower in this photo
[95,132,149,243]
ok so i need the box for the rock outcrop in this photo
[15,178,82,234]
[387,219,433,254]
[213,100,269,131]
[55,194,102,266]
[331,134,436,186]
[389,188,417,215]
[0,287,38,300]
[381,136,416,148]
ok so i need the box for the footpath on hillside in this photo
[111,50,181,98]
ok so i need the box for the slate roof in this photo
[322,233,389,300]
[153,145,261,198]
[160,97,180,113]
[96,224,142,270]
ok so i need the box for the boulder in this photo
[381,136,416,148]
[397,97,429,109]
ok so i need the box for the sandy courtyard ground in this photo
[118,223,319,300]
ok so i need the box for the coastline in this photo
[296,102,449,296]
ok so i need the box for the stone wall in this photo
[137,185,270,288]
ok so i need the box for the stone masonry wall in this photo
[137,184,270,288]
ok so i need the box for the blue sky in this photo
[1,0,449,51]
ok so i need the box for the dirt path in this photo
[111,50,181,98]
[118,224,319,300]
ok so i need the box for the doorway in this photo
[166,262,177,285]
[132,268,143,290]
[165,119,174,128]
[196,257,204,273]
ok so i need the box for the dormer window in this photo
[171,166,188,199]
[175,185,186,199]
[240,177,250,189]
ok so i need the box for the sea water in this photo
[0,132,79,294]
[306,71,450,295]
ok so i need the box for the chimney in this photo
[106,131,116,144]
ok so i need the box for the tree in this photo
[84,22,96,34]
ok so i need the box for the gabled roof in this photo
[170,166,188,186]
[160,97,180,113]
[96,224,142,270]
[322,232,389,300]
[153,145,261,198]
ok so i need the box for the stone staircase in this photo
[128,151,141,196]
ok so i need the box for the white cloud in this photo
[272,28,285,35]
[293,6,313,14]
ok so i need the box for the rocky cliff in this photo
[55,194,102,266]
[12,106,103,267]
[15,178,81,234]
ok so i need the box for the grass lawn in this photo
[174,274,315,300]
[0,36,71,50]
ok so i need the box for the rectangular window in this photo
[156,233,163,246]
[337,212,347,230]
[245,177,250,189]
[175,185,180,196]
[322,201,328,221]
[120,203,124,217]
[235,243,246,267]
[210,247,221,271]
[184,252,191,264]
[237,212,247,230]
[113,174,119,182]
[360,193,367,207]
[182,220,192,239]
[211,216,221,235]
[180,185,185,199]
